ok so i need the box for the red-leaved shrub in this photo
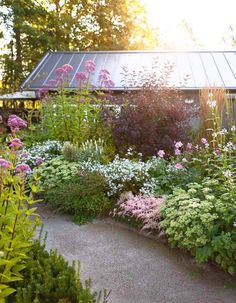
[105,61,197,157]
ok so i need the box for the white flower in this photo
[207,99,217,108]
[223,170,232,178]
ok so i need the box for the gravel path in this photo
[38,205,236,303]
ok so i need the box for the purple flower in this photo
[21,152,28,160]
[55,67,65,78]
[98,69,110,82]
[62,64,73,73]
[85,60,96,73]
[103,79,115,88]
[175,149,181,155]
[9,138,23,149]
[7,115,27,132]
[75,72,87,81]
[36,157,44,166]
[15,164,31,174]
[0,158,11,170]
[175,141,183,149]
[215,147,220,155]
[157,150,165,158]
[186,142,192,149]
[201,138,207,144]
[47,79,57,87]
[175,163,183,169]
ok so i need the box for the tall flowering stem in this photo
[0,115,41,301]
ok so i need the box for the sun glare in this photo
[143,0,236,49]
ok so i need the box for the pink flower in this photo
[201,138,207,144]
[47,79,57,87]
[21,152,28,160]
[7,115,27,131]
[98,69,110,82]
[15,164,31,174]
[62,64,73,73]
[175,141,183,149]
[0,158,11,170]
[186,142,192,149]
[75,72,87,81]
[103,79,115,88]
[175,163,183,169]
[9,138,23,149]
[55,67,65,78]
[175,149,181,155]
[157,150,165,158]
[85,60,96,73]
[36,157,44,166]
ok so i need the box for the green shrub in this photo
[78,138,106,163]
[43,172,112,224]
[62,142,80,162]
[160,178,236,274]
[6,233,110,303]
[35,156,81,189]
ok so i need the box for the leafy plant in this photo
[0,114,41,301]
[43,171,111,224]
[35,156,81,190]
[39,62,111,144]
[78,138,106,163]
[160,178,236,273]
[6,231,110,303]
[62,142,80,162]
[104,61,197,158]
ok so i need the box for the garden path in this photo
[38,205,236,303]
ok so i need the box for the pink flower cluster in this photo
[38,63,74,98]
[15,163,31,174]
[9,138,23,149]
[85,60,96,73]
[98,68,115,88]
[115,192,164,230]
[0,158,11,170]
[7,115,27,132]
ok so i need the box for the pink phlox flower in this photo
[103,79,115,88]
[175,163,183,169]
[55,67,66,78]
[175,141,183,149]
[201,138,207,144]
[75,72,87,81]
[85,60,96,73]
[15,163,31,174]
[186,142,192,149]
[98,69,110,82]
[175,149,181,155]
[36,157,44,166]
[0,158,11,169]
[7,115,27,131]
[9,138,23,149]
[47,79,57,87]
[157,150,165,158]
[62,64,73,73]
[21,152,28,160]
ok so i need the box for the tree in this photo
[0,0,158,92]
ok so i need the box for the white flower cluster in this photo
[20,140,63,168]
[82,155,161,196]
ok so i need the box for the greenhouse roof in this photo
[21,50,236,91]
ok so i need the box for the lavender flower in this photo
[0,158,11,170]
[9,138,23,149]
[7,115,27,132]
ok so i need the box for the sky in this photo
[143,0,236,49]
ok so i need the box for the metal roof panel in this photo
[21,50,236,91]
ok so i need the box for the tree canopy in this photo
[0,0,158,92]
